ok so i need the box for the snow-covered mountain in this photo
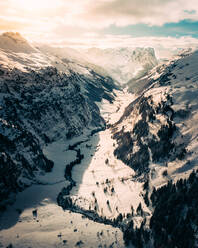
[38,45,112,77]
[112,49,198,247]
[115,49,198,184]
[0,32,36,53]
[1,31,198,248]
[82,47,158,84]
[0,32,118,210]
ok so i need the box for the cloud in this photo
[76,0,198,28]
[1,0,198,32]
[0,17,28,30]
[0,0,198,53]
[35,32,198,58]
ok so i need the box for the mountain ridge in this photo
[0,32,118,210]
[1,31,198,248]
[82,46,158,84]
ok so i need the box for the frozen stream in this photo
[0,90,147,248]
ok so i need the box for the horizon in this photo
[0,0,198,58]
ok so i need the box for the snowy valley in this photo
[0,32,198,248]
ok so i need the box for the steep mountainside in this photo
[1,31,198,248]
[112,50,198,247]
[83,47,158,84]
[37,45,112,79]
[0,33,118,210]
[113,50,198,179]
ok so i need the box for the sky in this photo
[0,0,198,57]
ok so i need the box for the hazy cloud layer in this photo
[35,34,198,59]
[0,0,197,52]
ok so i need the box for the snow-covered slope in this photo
[112,49,198,246]
[82,47,158,84]
[0,32,115,87]
[0,32,118,210]
[114,49,198,185]
[38,45,112,78]
[1,31,198,248]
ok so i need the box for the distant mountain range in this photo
[82,47,158,84]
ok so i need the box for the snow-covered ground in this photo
[71,128,148,221]
[150,51,198,188]
[0,192,124,248]
[0,136,124,248]
[0,92,136,248]
[0,89,149,247]
[37,140,77,184]
[1,32,198,248]
[98,89,136,125]
[65,91,149,224]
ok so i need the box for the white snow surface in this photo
[0,32,109,80]
[1,32,198,247]
[0,90,146,248]
[0,131,125,248]
[122,50,198,190]
[151,51,198,187]
[71,129,148,220]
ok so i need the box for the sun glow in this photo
[11,0,59,12]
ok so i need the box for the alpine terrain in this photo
[0,32,198,248]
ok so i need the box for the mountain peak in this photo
[2,32,26,42]
[0,32,36,53]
